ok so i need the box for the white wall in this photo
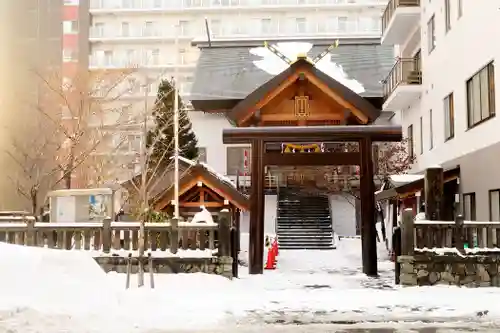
[188,111,250,175]
[399,1,500,173]
[239,194,278,235]
[329,195,356,236]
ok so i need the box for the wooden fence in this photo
[400,209,500,255]
[0,211,233,256]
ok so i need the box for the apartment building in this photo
[380,0,499,221]
[0,1,64,210]
[87,0,387,181]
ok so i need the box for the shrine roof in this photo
[151,157,249,211]
[188,39,394,112]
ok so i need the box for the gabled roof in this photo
[227,58,381,125]
[375,167,461,201]
[189,41,395,110]
[151,157,249,211]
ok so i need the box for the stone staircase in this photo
[276,191,335,250]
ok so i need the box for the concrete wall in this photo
[239,194,277,235]
[329,194,356,237]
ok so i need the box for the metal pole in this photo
[173,24,180,219]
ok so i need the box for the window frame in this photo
[489,189,500,221]
[466,62,496,129]
[407,124,414,159]
[198,147,207,163]
[444,0,451,32]
[444,93,455,141]
[429,109,434,149]
[463,192,476,221]
[427,15,436,53]
[419,116,423,154]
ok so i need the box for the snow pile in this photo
[3,238,500,331]
[250,42,365,94]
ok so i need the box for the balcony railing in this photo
[382,0,420,35]
[383,58,422,99]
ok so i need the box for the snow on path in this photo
[1,239,500,332]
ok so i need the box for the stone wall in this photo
[95,256,233,279]
[398,251,500,287]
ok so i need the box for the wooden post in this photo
[359,137,377,276]
[249,139,265,274]
[170,217,179,254]
[125,253,132,289]
[231,208,240,278]
[148,252,155,289]
[424,166,444,221]
[26,218,35,246]
[218,210,231,257]
[401,208,415,256]
[102,217,112,253]
[454,214,465,252]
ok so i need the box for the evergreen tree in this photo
[147,79,198,168]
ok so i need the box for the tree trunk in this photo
[30,188,38,217]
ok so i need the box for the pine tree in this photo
[147,79,198,168]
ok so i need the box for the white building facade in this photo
[381,0,499,221]
[87,0,388,182]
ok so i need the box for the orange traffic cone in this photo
[272,239,279,256]
[264,247,276,270]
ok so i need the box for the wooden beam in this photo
[263,152,360,166]
[153,176,202,211]
[261,112,342,122]
[302,70,369,124]
[180,202,224,208]
[223,125,403,144]
[239,73,299,126]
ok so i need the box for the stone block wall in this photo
[95,256,233,279]
[398,251,500,287]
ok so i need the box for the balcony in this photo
[381,0,420,45]
[383,58,422,110]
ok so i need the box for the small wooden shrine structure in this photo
[195,53,403,275]
[152,159,249,218]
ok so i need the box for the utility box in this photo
[48,188,114,222]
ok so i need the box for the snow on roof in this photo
[389,174,424,185]
[172,156,237,189]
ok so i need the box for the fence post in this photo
[454,214,465,253]
[170,217,179,254]
[102,217,112,253]
[401,208,414,256]
[218,210,231,257]
[25,218,35,246]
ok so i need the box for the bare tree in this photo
[5,67,136,214]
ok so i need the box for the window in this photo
[226,147,251,176]
[210,19,221,35]
[179,20,190,36]
[407,124,414,158]
[198,148,207,163]
[144,21,154,36]
[466,62,495,128]
[427,15,436,53]
[295,18,306,33]
[489,190,500,221]
[338,16,347,32]
[151,49,159,65]
[458,0,463,18]
[443,93,455,140]
[121,22,129,36]
[103,50,113,66]
[444,0,451,32]
[419,117,423,154]
[63,20,79,33]
[463,193,476,221]
[261,18,272,34]
[429,109,434,149]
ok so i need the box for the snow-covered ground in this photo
[1,238,500,332]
